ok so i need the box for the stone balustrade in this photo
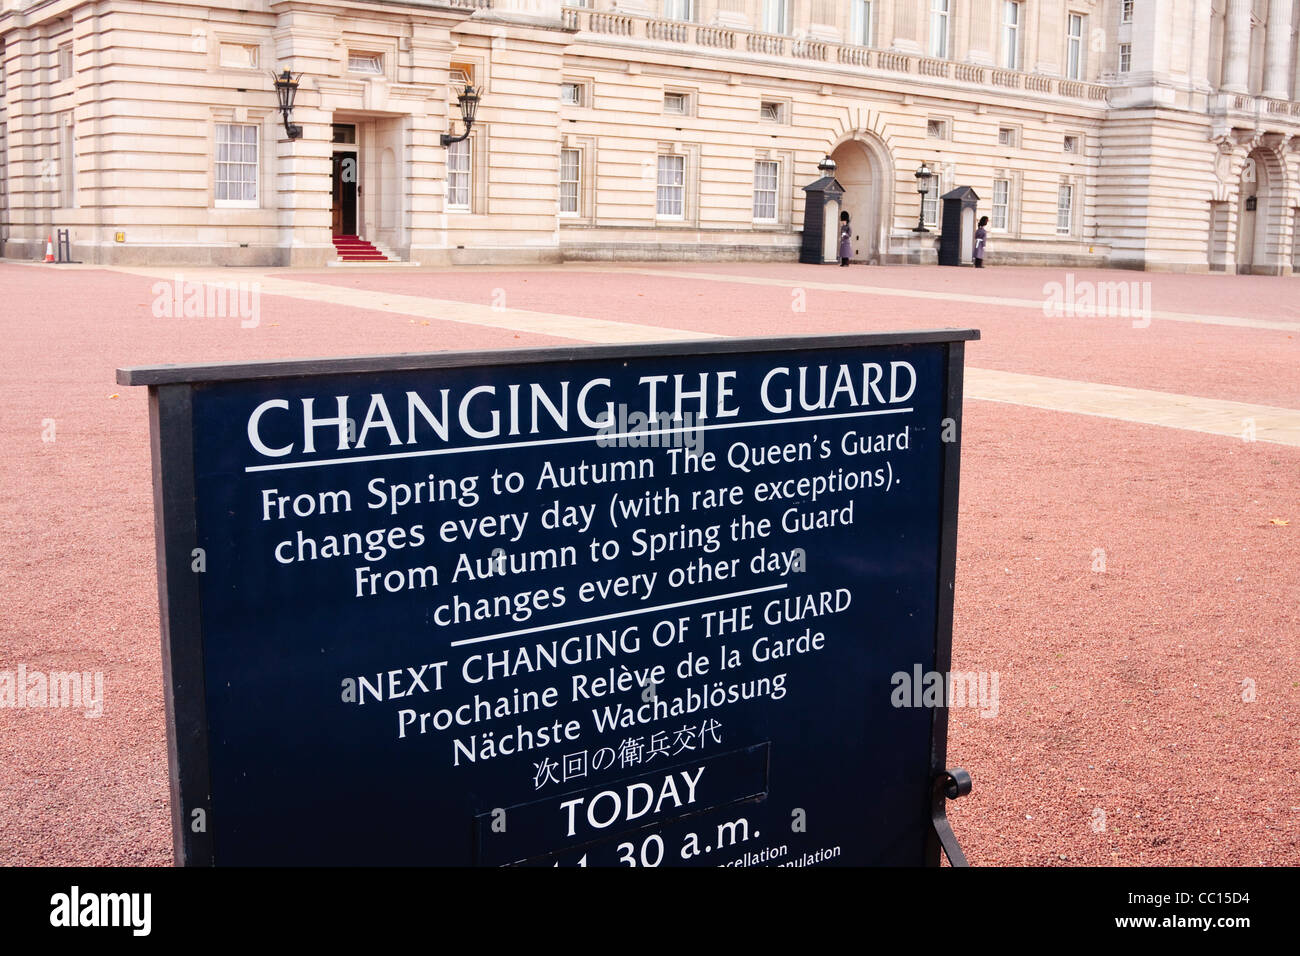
[562,6,1109,105]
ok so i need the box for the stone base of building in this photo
[562,241,798,262]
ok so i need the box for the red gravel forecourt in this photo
[0,260,1294,866]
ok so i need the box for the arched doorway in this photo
[829,137,889,263]
[1235,155,1261,273]
[1235,147,1286,274]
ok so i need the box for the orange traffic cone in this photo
[44,236,55,263]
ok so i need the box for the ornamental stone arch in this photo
[825,113,897,264]
[1236,136,1290,275]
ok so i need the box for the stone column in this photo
[1263,0,1293,97]
[1221,0,1252,92]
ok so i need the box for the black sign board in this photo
[119,330,978,866]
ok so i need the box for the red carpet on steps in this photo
[332,235,387,262]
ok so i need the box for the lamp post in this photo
[272,69,303,140]
[913,162,933,233]
[441,84,481,147]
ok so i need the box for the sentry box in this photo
[119,330,978,867]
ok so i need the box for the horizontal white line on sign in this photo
[244,406,914,472]
[449,583,790,648]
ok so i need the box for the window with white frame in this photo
[753,160,778,221]
[58,116,75,208]
[991,178,1010,230]
[1121,0,1134,23]
[922,170,944,227]
[1002,2,1020,71]
[760,100,786,122]
[997,127,1016,147]
[560,148,581,214]
[1119,43,1132,73]
[447,137,471,210]
[762,0,788,35]
[1063,134,1079,153]
[656,154,685,218]
[930,0,950,59]
[662,0,695,21]
[664,91,689,115]
[348,52,383,75]
[57,42,72,81]
[561,82,585,106]
[926,118,949,140]
[214,122,258,206]
[1056,183,1074,234]
[849,0,873,47]
[1066,14,1085,80]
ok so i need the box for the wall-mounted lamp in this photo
[913,162,934,233]
[272,69,303,139]
[441,84,480,147]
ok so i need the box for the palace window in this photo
[997,127,1016,147]
[849,1,873,47]
[58,116,75,208]
[1119,43,1132,73]
[992,178,1010,230]
[57,42,73,81]
[1066,14,1085,80]
[762,0,789,35]
[561,82,584,106]
[1056,183,1074,234]
[1002,2,1021,71]
[348,52,383,75]
[922,170,944,227]
[753,160,778,222]
[664,91,689,115]
[447,137,471,210]
[662,0,695,21]
[560,148,581,215]
[1121,0,1134,23]
[930,0,950,59]
[927,118,950,140]
[656,154,685,218]
[214,123,258,207]
[1063,135,1079,153]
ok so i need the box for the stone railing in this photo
[1210,92,1300,117]
[561,6,1109,105]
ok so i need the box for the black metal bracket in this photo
[931,767,972,867]
[440,126,470,147]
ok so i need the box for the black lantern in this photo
[272,69,303,139]
[441,84,480,146]
[913,162,934,233]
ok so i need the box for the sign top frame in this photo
[116,330,980,387]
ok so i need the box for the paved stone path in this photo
[103,263,1300,446]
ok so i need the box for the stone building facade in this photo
[0,0,1297,272]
